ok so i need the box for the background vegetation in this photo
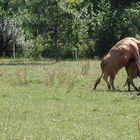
[1,0,140,60]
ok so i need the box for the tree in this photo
[1,0,140,59]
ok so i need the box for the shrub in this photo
[22,35,45,58]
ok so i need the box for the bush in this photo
[22,35,45,58]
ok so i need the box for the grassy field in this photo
[0,59,140,140]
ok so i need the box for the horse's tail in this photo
[93,72,104,90]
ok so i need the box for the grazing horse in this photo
[93,37,140,91]
[124,60,140,91]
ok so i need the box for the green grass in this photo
[0,59,140,140]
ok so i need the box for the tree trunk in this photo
[13,43,16,59]
[54,25,60,61]
[53,0,61,62]
[53,1,60,61]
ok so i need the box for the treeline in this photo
[0,0,140,60]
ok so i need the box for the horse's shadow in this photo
[92,88,140,96]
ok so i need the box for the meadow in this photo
[0,59,140,140]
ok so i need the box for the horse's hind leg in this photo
[103,74,110,90]
[110,75,116,91]
[128,77,139,91]
[126,78,131,91]
[131,81,138,91]
[123,78,131,91]
[127,82,131,91]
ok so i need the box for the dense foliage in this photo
[0,0,140,59]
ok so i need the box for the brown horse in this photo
[93,37,140,91]
[124,60,140,91]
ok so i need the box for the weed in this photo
[57,70,68,85]
[138,121,140,138]
[16,67,29,85]
[81,60,90,75]
[66,72,77,93]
